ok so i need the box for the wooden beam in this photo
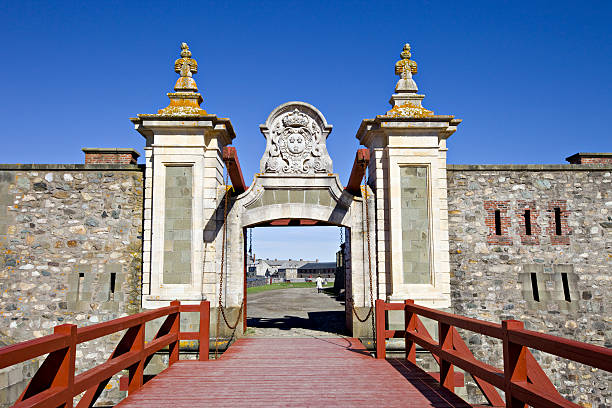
[222,146,247,194]
[269,219,291,226]
[346,148,370,196]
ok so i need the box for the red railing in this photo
[0,300,210,408]
[375,299,612,408]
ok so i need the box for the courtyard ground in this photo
[245,287,346,337]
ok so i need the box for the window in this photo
[530,273,540,302]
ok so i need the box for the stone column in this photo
[131,43,235,310]
[356,44,461,309]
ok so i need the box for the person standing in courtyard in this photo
[316,275,323,293]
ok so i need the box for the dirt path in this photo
[245,287,346,337]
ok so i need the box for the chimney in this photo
[83,148,140,164]
[566,152,612,165]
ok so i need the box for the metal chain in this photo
[348,163,375,330]
[214,173,245,358]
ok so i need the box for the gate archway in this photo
[221,102,375,338]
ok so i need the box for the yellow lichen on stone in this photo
[385,102,434,118]
[395,43,417,78]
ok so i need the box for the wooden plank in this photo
[116,337,472,407]
[346,149,370,196]
[508,327,612,372]
[222,146,247,194]
[0,333,69,369]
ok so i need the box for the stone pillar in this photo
[131,43,235,310]
[356,44,461,309]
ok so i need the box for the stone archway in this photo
[221,102,375,338]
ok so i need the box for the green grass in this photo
[247,281,333,294]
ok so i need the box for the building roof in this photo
[279,260,308,269]
[298,262,336,270]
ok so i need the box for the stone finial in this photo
[395,43,417,79]
[385,43,433,118]
[173,42,199,92]
[156,42,207,115]
[174,43,198,76]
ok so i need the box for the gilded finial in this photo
[156,42,207,115]
[174,43,198,77]
[173,42,199,92]
[395,43,417,79]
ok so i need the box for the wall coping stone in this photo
[0,163,144,171]
[81,148,141,155]
[447,164,612,171]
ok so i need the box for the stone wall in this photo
[0,164,143,407]
[447,164,611,407]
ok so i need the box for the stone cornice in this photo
[0,163,144,171]
[130,114,236,145]
[447,164,612,171]
[356,116,461,147]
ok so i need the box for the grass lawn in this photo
[247,281,333,294]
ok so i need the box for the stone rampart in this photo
[447,164,611,406]
[0,164,143,407]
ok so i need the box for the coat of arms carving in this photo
[260,102,333,175]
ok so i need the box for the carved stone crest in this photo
[260,102,333,175]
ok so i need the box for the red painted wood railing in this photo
[0,300,210,408]
[375,299,612,408]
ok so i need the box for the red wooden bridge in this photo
[1,300,610,408]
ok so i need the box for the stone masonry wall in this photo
[447,164,611,407]
[0,164,143,407]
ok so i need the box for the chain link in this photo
[214,173,245,358]
[348,162,375,344]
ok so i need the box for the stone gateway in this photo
[0,43,609,407]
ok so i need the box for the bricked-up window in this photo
[516,201,540,245]
[484,201,512,245]
[547,201,570,245]
[77,272,84,301]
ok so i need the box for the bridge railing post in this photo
[53,323,77,408]
[375,299,386,359]
[502,319,527,408]
[199,300,210,361]
[438,321,455,393]
[169,300,180,365]
[128,322,145,393]
[404,299,417,363]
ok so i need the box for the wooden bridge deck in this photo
[116,337,472,407]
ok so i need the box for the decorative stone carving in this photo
[385,43,434,118]
[260,102,333,175]
[157,42,207,116]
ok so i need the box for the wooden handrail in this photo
[375,299,611,407]
[0,300,210,408]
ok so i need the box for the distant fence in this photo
[246,277,268,288]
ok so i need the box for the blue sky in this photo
[1,1,610,260]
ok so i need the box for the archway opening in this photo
[243,224,349,337]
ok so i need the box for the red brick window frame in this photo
[546,200,570,245]
[484,200,512,245]
[516,201,540,245]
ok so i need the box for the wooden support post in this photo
[404,299,417,363]
[52,324,77,408]
[128,323,145,393]
[169,300,180,365]
[438,322,455,393]
[375,299,386,359]
[199,301,210,361]
[503,320,528,408]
